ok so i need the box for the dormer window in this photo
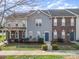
[35,19,42,27]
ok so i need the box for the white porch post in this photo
[17,30,19,39]
[2,30,4,40]
[10,31,11,39]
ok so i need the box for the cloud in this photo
[47,0,64,9]
[57,3,78,9]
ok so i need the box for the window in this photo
[54,18,57,26]
[54,30,57,39]
[61,30,65,39]
[35,19,42,26]
[29,31,33,38]
[71,18,74,26]
[37,31,41,39]
[16,24,18,27]
[37,31,41,36]
[71,29,74,32]
[8,24,10,27]
[23,24,25,27]
[62,18,65,26]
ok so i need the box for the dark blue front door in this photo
[70,32,74,41]
[45,32,49,41]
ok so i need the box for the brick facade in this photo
[52,17,76,41]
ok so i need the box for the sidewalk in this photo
[0,50,79,56]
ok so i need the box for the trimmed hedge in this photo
[52,44,59,50]
[41,44,48,50]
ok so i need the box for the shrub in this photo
[24,38,29,43]
[51,39,58,44]
[41,44,48,50]
[25,37,29,41]
[72,44,79,49]
[38,37,44,43]
[57,38,64,43]
[52,44,59,50]
[0,47,1,50]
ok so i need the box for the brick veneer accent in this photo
[52,17,76,42]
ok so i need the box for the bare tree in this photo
[0,0,36,28]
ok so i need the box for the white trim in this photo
[53,30,57,39]
[71,17,75,26]
[40,10,52,17]
[65,9,78,16]
[62,17,65,26]
[52,16,76,17]
[26,11,37,17]
[26,10,51,18]
[54,17,57,26]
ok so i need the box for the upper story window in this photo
[54,18,57,26]
[53,30,57,39]
[62,18,65,26]
[35,19,42,26]
[71,17,74,26]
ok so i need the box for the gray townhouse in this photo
[1,9,79,43]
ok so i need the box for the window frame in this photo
[62,18,65,26]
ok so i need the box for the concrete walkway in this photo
[0,50,79,56]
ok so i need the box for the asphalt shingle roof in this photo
[6,9,79,18]
[68,9,79,15]
[43,9,75,16]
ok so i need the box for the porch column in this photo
[17,30,19,39]
[9,31,11,39]
[2,30,4,40]
[25,30,27,38]
[23,30,25,38]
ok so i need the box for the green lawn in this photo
[54,43,79,50]
[1,43,79,50]
[0,35,6,42]
[5,55,64,59]
[1,43,42,50]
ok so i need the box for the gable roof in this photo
[67,9,79,15]
[6,9,79,19]
[48,9,75,16]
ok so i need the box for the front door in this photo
[45,32,49,41]
[11,31,16,39]
[70,32,75,41]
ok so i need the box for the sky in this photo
[0,0,79,12]
[14,0,79,11]
[0,0,79,25]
